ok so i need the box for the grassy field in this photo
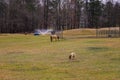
[0,29,120,80]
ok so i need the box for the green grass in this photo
[0,31,120,80]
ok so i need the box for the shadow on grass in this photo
[110,58,120,61]
[87,47,110,52]
[11,66,48,72]
[7,51,24,54]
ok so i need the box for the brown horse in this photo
[50,34,59,42]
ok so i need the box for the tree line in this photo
[0,0,120,33]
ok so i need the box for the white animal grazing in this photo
[69,52,76,60]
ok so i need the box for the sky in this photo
[4,0,120,4]
[103,0,120,2]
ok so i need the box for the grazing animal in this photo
[50,34,59,42]
[69,52,76,60]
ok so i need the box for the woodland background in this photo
[0,0,120,33]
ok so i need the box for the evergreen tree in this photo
[87,0,102,28]
[113,2,120,26]
[0,0,7,33]
[103,1,114,27]
[75,0,83,28]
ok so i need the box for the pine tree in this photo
[0,0,7,33]
[87,0,102,28]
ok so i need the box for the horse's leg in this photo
[50,36,52,42]
[69,55,72,60]
[57,36,59,41]
[73,55,75,60]
[54,37,56,41]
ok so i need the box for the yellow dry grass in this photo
[0,29,120,80]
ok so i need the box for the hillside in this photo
[63,28,96,38]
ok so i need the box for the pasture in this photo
[0,29,120,80]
